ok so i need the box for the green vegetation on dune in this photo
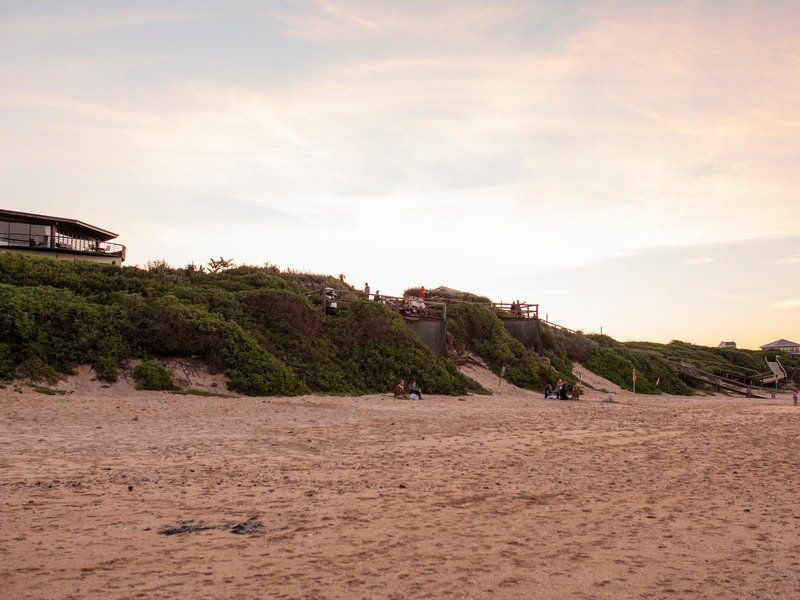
[330,301,475,395]
[540,324,702,394]
[446,303,570,390]
[540,325,800,394]
[0,254,474,396]
[0,284,128,382]
[2,253,795,398]
[132,360,176,391]
[584,336,691,395]
[626,340,784,376]
[404,286,491,303]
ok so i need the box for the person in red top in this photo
[419,286,428,299]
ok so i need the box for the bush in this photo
[133,361,176,391]
[404,286,491,303]
[15,357,61,385]
[585,336,691,395]
[447,303,567,390]
[237,289,346,391]
[93,355,120,382]
[122,295,307,396]
[0,343,14,380]
[0,283,127,377]
[328,301,473,395]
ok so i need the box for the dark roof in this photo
[760,339,800,349]
[0,208,118,241]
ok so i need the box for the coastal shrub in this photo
[237,289,347,391]
[447,303,567,390]
[544,349,574,378]
[404,286,491,303]
[0,343,14,380]
[93,355,120,382]
[0,257,473,396]
[280,269,353,294]
[133,361,176,391]
[0,283,127,377]
[225,345,307,396]
[328,301,474,395]
[9,253,773,397]
[584,336,691,395]
[122,295,307,396]
[15,357,61,385]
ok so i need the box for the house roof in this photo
[0,208,118,241]
[760,339,800,349]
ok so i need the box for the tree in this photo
[207,257,235,273]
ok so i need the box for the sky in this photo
[1,0,798,349]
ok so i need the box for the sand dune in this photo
[2,375,799,599]
[572,363,625,395]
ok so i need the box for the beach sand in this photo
[2,370,799,599]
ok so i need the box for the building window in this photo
[9,222,31,245]
[30,224,49,247]
[0,221,8,245]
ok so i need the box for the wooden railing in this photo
[492,302,539,319]
[309,288,447,320]
[539,319,578,334]
[310,289,547,324]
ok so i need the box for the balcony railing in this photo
[493,302,539,319]
[0,233,125,257]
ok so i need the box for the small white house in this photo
[760,339,800,354]
[718,341,737,349]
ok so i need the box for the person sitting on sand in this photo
[394,380,407,399]
[545,384,554,399]
[558,383,569,401]
[793,387,799,406]
[572,383,582,401]
[408,381,423,400]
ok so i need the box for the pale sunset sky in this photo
[1,1,798,349]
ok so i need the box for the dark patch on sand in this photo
[158,517,265,537]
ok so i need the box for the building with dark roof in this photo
[0,208,125,265]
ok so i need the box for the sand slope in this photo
[573,363,624,394]
[458,358,537,396]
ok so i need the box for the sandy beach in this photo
[2,372,800,599]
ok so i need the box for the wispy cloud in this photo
[686,257,715,265]
[0,10,199,40]
[773,298,800,310]
[712,292,756,300]
[771,254,800,265]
